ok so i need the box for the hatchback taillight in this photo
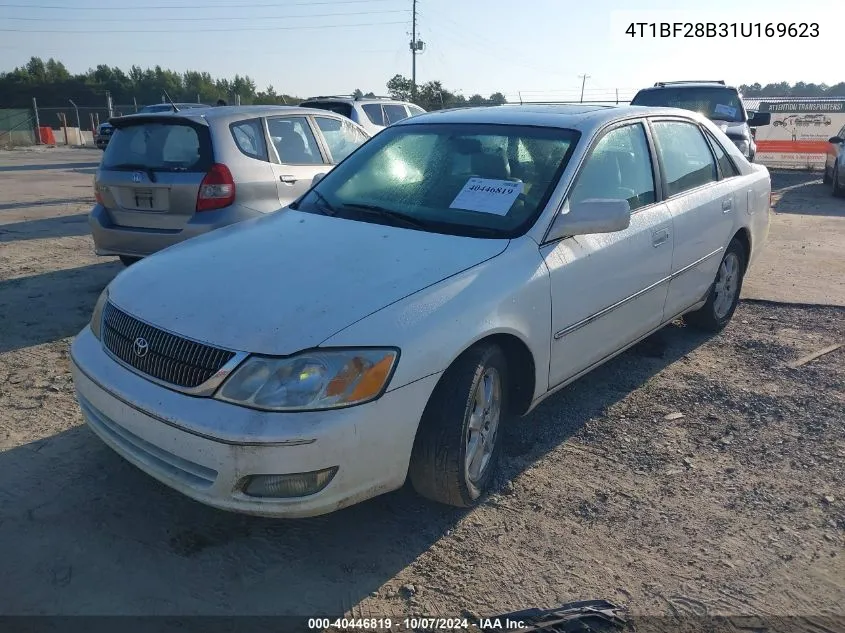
[94,179,105,205]
[196,163,235,212]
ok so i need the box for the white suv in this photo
[299,95,426,136]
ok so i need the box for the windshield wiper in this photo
[108,163,157,183]
[310,190,339,216]
[341,203,428,229]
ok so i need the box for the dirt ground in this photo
[0,148,843,628]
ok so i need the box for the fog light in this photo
[242,467,338,498]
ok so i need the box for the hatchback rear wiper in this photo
[340,203,428,229]
[108,163,157,183]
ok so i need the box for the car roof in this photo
[301,96,411,105]
[637,82,739,92]
[393,104,699,132]
[112,104,357,125]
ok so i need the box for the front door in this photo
[265,115,329,207]
[542,121,674,387]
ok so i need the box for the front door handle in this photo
[280,175,297,184]
[652,228,670,247]
[722,198,732,212]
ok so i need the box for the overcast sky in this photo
[0,0,837,100]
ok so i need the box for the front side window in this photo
[383,104,410,124]
[408,105,426,116]
[294,123,579,238]
[267,116,324,165]
[102,122,211,172]
[651,121,719,196]
[570,123,656,212]
[361,104,386,126]
[314,116,368,163]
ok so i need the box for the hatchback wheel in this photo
[685,238,746,332]
[409,343,508,507]
[119,256,141,267]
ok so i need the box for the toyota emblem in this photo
[133,337,150,358]
[132,172,143,183]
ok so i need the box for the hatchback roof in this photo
[110,104,351,126]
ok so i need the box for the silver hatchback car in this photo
[90,105,370,265]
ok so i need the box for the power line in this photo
[3,9,409,22]
[0,20,409,33]
[0,0,401,8]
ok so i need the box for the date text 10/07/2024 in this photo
[308,617,527,631]
[624,22,819,38]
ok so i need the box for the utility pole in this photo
[578,74,590,103]
[411,0,417,100]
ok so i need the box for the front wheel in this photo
[684,238,746,332]
[833,162,845,198]
[409,343,509,507]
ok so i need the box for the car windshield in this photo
[295,123,579,238]
[632,87,746,123]
[102,121,212,172]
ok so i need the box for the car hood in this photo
[712,119,749,139]
[108,210,509,356]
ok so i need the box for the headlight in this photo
[90,287,109,339]
[216,349,398,411]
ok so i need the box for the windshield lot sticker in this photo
[450,178,524,215]
[714,103,738,118]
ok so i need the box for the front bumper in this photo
[70,326,440,517]
[88,203,262,258]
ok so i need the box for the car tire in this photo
[833,162,845,198]
[823,166,832,185]
[409,343,509,507]
[684,238,746,333]
[119,256,141,267]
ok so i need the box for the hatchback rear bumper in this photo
[89,203,263,258]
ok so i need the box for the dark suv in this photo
[631,81,771,161]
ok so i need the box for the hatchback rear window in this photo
[301,101,353,118]
[102,121,212,172]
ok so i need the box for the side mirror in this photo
[311,173,327,186]
[547,198,631,241]
[829,136,843,144]
[748,111,771,127]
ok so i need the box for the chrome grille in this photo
[101,302,236,389]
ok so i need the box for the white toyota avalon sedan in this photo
[71,104,771,517]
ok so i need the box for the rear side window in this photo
[383,104,409,124]
[651,121,718,196]
[102,122,211,172]
[230,118,268,161]
[301,101,353,118]
[362,104,385,126]
[704,130,740,178]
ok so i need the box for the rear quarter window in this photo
[102,121,212,172]
[230,118,268,161]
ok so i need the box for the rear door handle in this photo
[280,175,297,184]
[722,198,732,212]
[652,228,670,247]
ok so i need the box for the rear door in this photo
[650,118,736,318]
[311,115,369,164]
[95,116,212,230]
[265,115,330,206]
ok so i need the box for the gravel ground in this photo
[0,149,843,629]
